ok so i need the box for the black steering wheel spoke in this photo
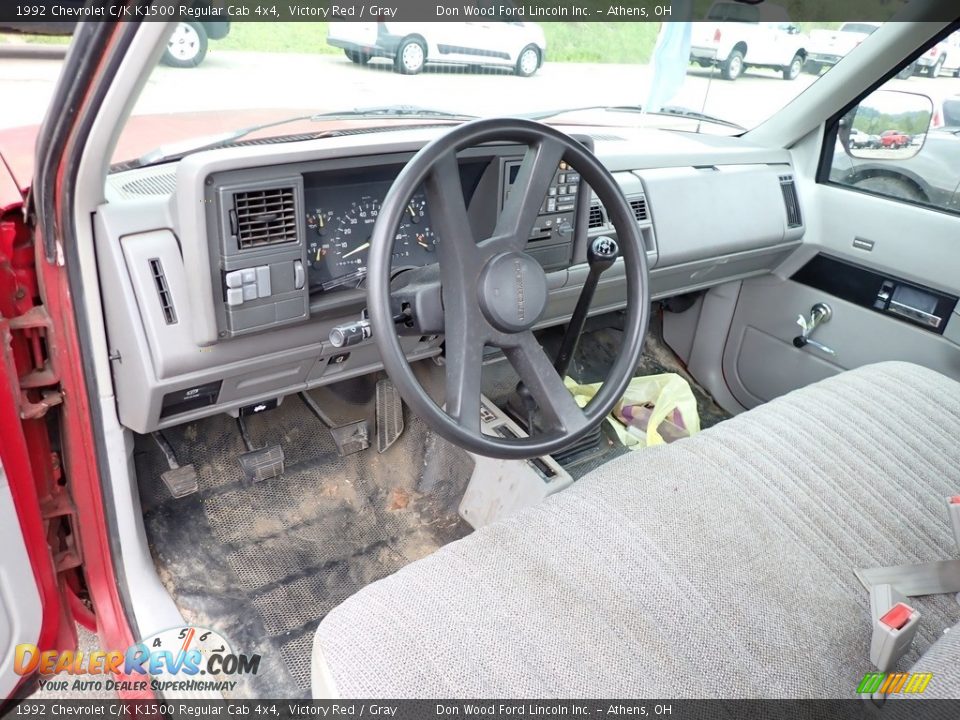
[368,118,649,460]
[441,315,486,434]
[504,331,588,435]
[482,136,566,254]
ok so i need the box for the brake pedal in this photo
[376,379,404,453]
[330,420,371,457]
[236,416,285,482]
[151,432,198,499]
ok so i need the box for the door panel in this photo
[0,458,43,699]
[722,181,960,408]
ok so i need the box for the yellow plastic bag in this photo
[564,373,701,449]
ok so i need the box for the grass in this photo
[215,23,338,55]
[0,32,70,45]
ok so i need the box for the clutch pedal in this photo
[151,431,198,499]
[376,379,404,453]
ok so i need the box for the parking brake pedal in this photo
[236,416,285,482]
[151,432,198,499]
[376,379,404,453]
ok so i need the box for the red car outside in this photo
[880,129,911,148]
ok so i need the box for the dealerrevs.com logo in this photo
[16,626,261,694]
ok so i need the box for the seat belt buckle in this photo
[949,496,960,553]
[869,584,921,672]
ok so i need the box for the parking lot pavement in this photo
[3,48,960,133]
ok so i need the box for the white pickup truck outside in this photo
[689,1,809,81]
[806,22,881,74]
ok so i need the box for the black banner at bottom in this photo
[4,700,960,720]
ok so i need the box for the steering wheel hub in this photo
[477,252,548,333]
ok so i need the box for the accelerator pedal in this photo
[376,379,404,453]
[151,431,198,499]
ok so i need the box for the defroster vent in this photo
[779,175,802,229]
[232,186,298,249]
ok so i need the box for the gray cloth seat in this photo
[313,362,960,698]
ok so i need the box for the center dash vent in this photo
[231,187,298,249]
[148,258,177,325]
[588,203,605,229]
[779,175,802,229]
[629,196,648,222]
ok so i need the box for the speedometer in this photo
[332,196,380,273]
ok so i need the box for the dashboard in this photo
[203,150,586,341]
[95,124,806,433]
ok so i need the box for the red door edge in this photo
[0,188,75,700]
[6,18,151,701]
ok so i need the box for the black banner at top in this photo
[0,0,958,24]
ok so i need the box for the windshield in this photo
[1,16,868,166]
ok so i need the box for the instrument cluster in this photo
[303,178,438,293]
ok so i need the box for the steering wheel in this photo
[368,118,650,460]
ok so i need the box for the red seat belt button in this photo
[880,602,914,631]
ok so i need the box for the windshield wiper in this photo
[310,105,476,121]
[123,106,476,171]
[525,104,744,131]
[656,106,745,131]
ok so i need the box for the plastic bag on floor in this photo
[564,373,701,448]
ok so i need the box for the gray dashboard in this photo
[95,124,804,432]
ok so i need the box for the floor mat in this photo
[134,373,474,697]
[480,308,732,479]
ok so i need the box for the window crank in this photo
[793,302,835,356]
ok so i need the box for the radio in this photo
[503,158,581,243]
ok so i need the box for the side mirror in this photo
[844,89,932,160]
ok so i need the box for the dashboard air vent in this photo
[232,187,298,249]
[629,196,648,222]
[779,175,802,229]
[588,203,605,229]
[148,258,177,325]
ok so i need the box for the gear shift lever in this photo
[554,236,620,377]
[511,237,620,432]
